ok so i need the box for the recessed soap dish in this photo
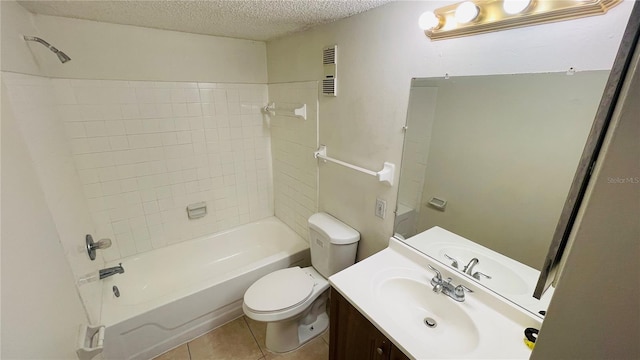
[427,197,447,211]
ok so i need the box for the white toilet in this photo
[242,212,360,353]
[394,203,416,239]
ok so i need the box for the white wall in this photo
[27,13,267,83]
[266,0,633,260]
[1,83,88,359]
[269,82,319,239]
[0,1,42,76]
[2,72,104,323]
[532,37,640,360]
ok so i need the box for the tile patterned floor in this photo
[154,316,329,360]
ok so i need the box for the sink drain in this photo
[424,317,437,328]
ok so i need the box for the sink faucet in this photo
[99,263,124,279]
[428,264,473,302]
[462,258,479,275]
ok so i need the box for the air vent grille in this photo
[322,78,336,96]
[323,45,337,96]
[323,46,336,65]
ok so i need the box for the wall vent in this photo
[322,45,337,96]
[322,79,336,96]
[323,46,336,65]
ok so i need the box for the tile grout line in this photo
[243,316,266,359]
[186,342,193,360]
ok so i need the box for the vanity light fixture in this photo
[502,0,531,15]
[420,0,622,40]
[455,1,480,24]
[418,11,443,31]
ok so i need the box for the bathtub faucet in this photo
[99,263,124,279]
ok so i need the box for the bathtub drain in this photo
[113,285,120,298]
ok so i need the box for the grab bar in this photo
[313,145,395,186]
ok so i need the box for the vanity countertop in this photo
[329,237,542,359]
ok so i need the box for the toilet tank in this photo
[308,213,360,278]
[394,203,416,239]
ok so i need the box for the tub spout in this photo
[99,263,124,279]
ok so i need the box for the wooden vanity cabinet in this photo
[329,288,411,360]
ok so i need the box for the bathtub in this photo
[102,217,310,360]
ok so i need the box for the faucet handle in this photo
[427,264,442,281]
[454,284,474,298]
[444,254,459,268]
[472,271,492,280]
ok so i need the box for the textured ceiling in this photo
[18,0,392,41]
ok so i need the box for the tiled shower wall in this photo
[53,79,272,262]
[268,82,318,239]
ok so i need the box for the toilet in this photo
[394,203,416,239]
[242,212,360,353]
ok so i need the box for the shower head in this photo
[56,51,71,64]
[23,35,71,63]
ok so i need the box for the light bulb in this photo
[419,11,442,30]
[503,0,531,14]
[455,1,479,24]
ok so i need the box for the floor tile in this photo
[264,337,328,360]
[188,317,264,360]
[245,316,267,352]
[321,328,330,346]
[153,344,190,360]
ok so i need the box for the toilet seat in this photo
[244,267,315,314]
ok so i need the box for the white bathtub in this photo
[102,217,310,360]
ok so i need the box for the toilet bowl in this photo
[242,213,360,353]
[243,266,329,352]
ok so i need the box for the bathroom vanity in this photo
[329,289,409,360]
[328,236,541,360]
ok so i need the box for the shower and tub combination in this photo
[101,217,310,360]
[15,33,324,360]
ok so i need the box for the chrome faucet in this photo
[428,264,472,302]
[462,258,479,275]
[99,263,124,279]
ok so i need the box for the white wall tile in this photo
[268,82,319,240]
[54,78,272,261]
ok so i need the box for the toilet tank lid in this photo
[396,203,414,216]
[308,213,360,245]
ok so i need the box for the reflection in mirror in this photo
[394,71,608,315]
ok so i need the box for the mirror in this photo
[394,71,609,315]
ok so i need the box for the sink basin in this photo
[375,268,480,357]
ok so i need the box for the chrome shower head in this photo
[23,35,71,63]
[57,51,71,64]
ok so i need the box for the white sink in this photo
[375,268,480,357]
[329,237,542,359]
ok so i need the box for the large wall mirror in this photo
[394,71,610,315]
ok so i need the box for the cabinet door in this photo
[329,288,401,360]
[390,344,411,360]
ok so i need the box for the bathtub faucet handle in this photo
[86,234,112,261]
